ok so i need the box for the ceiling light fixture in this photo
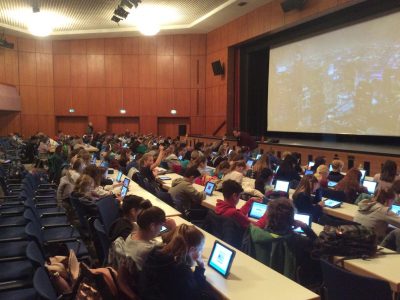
[111,0,141,23]
[28,9,53,36]
[137,21,160,36]
[114,5,129,19]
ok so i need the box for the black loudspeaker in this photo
[280,0,307,12]
[178,125,187,136]
[211,60,224,75]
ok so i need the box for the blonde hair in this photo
[74,175,94,194]
[331,160,344,172]
[315,165,329,181]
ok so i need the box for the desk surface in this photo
[171,216,319,300]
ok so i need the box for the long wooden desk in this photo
[171,215,320,300]
[108,169,181,217]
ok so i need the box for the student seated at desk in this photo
[315,165,329,188]
[292,175,324,223]
[70,174,98,218]
[108,195,152,241]
[373,160,400,192]
[215,180,267,229]
[275,154,301,188]
[354,189,400,241]
[327,159,345,182]
[139,224,217,300]
[139,145,165,190]
[169,167,206,213]
[310,156,326,173]
[255,168,274,195]
[214,161,230,179]
[252,153,271,179]
[335,168,368,204]
[57,158,84,203]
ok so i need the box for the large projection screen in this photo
[268,11,400,136]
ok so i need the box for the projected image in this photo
[268,11,400,136]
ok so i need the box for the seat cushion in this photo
[0,215,27,226]
[65,241,89,258]
[0,240,29,258]
[41,216,69,226]
[42,227,81,241]
[0,260,33,282]
[0,226,26,239]
[0,287,36,300]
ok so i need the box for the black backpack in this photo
[312,224,377,259]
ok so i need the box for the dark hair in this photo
[380,160,397,183]
[184,166,201,178]
[136,206,166,230]
[312,156,326,172]
[122,195,152,216]
[375,189,395,205]
[267,198,294,233]
[292,174,318,199]
[391,180,400,194]
[222,180,243,198]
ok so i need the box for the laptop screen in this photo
[362,180,377,194]
[123,178,130,188]
[100,161,108,168]
[304,170,314,176]
[120,186,128,198]
[116,171,123,182]
[308,161,315,168]
[208,241,236,278]
[360,169,366,182]
[390,204,400,216]
[248,202,268,219]
[328,181,338,188]
[293,213,311,233]
[256,154,262,160]
[324,199,342,208]
[246,159,255,168]
[329,164,333,172]
[204,181,216,196]
[275,180,289,193]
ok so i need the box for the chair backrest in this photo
[33,267,58,300]
[69,195,90,231]
[25,222,44,245]
[26,241,45,268]
[93,218,111,265]
[24,209,40,225]
[96,195,121,234]
[321,259,392,300]
[202,210,244,249]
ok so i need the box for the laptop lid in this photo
[120,186,128,198]
[275,180,290,193]
[324,199,342,208]
[274,165,280,173]
[360,169,366,182]
[308,161,315,168]
[208,241,236,278]
[390,204,400,216]
[204,181,216,196]
[293,213,311,233]
[248,202,268,220]
[327,181,338,188]
[362,180,377,195]
[116,171,123,182]
[329,164,333,172]
[246,159,255,168]
[304,170,314,176]
[122,178,130,188]
[256,154,262,160]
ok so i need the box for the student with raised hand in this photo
[140,224,217,300]
[108,195,152,241]
[168,166,206,213]
[328,159,345,182]
[354,189,400,241]
[335,168,368,204]
[373,160,400,192]
[215,180,267,229]
[292,175,324,222]
[139,144,165,183]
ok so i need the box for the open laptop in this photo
[208,241,236,278]
[304,170,314,176]
[246,159,255,169]
[293,213,311,234]
[116,171,123,182]
[204,181,216,196]
[324,199,342,208]
[362,180,377,195]
[248,202,268,219]
[327,181,338,188]
[390,204,400,216]
[274,180,290,193]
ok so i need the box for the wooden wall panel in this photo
[56,116,88,136]
[139,55,157,88]
[21,115,39,137]
[122,55,139,87]
[140,116,157,135]
[105,88,123,116]
[18,38,36,53]
[0,50,5,83]
[104,38,122,55]
[139,89,157,116]
[20,86,37,115]
[54,87,70,116]
[139,37,157,55]
[70,55,87,87]
[18,52,36,85]
[107,117,140,134]
[156,36,173,55]
[52,40,71,54]
[174,89,191,116]
[89,115,107,132]
[0,112,21,136]
[190,35,206,56]
[105,55,122,87]
[156,89,174,116]
[70,40,87,54]
[37,115,55,137]
[190,56,205,88]
[37,87,54,115]
[72,87,88,115]
[36,40,53,54]
[121,37,139,55]
[4,50,19,85]
[87,54,105,87]
[87,88,106,116]
[36,53,53,86]
[173,56,190,88]
[86,39,104,55]
[158,117,190,137]
[190,88,205,117]
[190,116,206,135]
[124,88,140,116]
[53,54,70,87]
[156,56,173,88]
[173,35,191,56]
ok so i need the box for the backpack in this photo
[312,225,377,259]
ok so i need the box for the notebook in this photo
[208,241,236,278]
[293,213,311,233]
[362,180,377,195]
[274,180,290,193]
[324,199,342,208]
[204,181,216,196]
[248,202,268,219]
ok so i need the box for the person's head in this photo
[391,180,400,196]
[313,156,326,169]
[230,160,247,174]
[121,195,152,221]
[281,151,292,161]
[194,156,207,170]
[253,154,270,174]
[331,160,344,172]
[258,168,274,185]
[161,224,205,266]
[55,145,62,155]
[83,165,102,187]
[140,152,154,168]
[88,122,93,127]
[136,206,166,238]
[77,149,90,165]
[215,161,230,176]
[72,158,85,173]
[380,160,397,183]
[344,168,362,184]
[267,198,295,234]
[315,165,329,182]
[294,174,320,197]
[74,175,95,195]
[232,129,240,137]
[222,179,243,205]
[183,166,201,183]
[375,189,396,207]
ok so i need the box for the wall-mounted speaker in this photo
[280,0,307,12]
[211,60,224,76]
